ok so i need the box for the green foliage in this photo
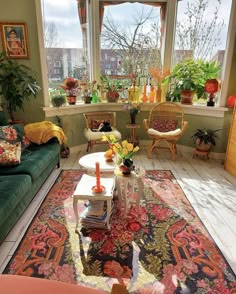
[0,52,40,121]
[100,75,123,92]
[51,95,66,107]
[191,128,222,145]
[163,59,221,101]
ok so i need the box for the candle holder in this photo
[92,185,105,193]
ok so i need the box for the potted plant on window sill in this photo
[100,75,123,103]
[60,77,79,105]
[162,59,205,105]
[163,59,221,105]
[0,52,41,123]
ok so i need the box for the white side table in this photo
[73,174,115,230]
[79,152,117,175]
[114,166,146,218]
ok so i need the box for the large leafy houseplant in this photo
[163,59,220,103]
[0,52,40,122]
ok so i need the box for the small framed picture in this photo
[0,22,29,59]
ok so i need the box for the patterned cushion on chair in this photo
[152,119,178,132]
[91,119,103,131]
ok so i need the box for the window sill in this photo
[43,102,229,118]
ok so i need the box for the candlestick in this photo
[96,161,100,188]
[92,162,105,193]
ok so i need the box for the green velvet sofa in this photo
[0,115,61,243]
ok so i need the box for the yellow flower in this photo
[109,134,116,142]
[133,146,139,152]
[114,142,121,149]
[122,148,128,155]
[102,135,108,142]
[101,137,139,160]
[127,143,133,152]
[101,133,118,144]
[122,140,128,147]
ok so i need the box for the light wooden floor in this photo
[1,143,236,276]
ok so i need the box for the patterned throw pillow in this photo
[0,124,30,151]
[91,120,103,131]
[152,119,178,132]
[91,119,111,132]
[0,141,21,166]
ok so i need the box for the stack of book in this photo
[81,200,113,229]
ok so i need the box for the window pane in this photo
[173,0,232,79]
[100,2,161,87]
[41,0,88,101]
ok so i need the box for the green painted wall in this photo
[0,1,236,153]
[0,0,45,123]
[48,110,231,153]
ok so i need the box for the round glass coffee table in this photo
[79,152,117,173]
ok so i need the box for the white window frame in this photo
[36,0,236,114]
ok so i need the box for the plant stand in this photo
[193,148,210,160]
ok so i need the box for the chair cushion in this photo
[152,119,178,132]
[148,128,182,137]
[84,128,121,141]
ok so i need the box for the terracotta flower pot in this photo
[67,96,76,105]
[195,138,212,151]
[106,91,119,102]
[181,90,194,105]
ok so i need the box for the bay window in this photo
[39,0,236,108]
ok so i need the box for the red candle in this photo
[95,162,101,189]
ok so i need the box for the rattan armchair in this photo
[143,102,188,160]
[84,111,122,152]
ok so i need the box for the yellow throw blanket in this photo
[24,121,67,145]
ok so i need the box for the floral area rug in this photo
[3,170,236,293]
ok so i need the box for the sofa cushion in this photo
[0,141,21,166]
[0,124,30,151]
[0,174,32,225]
[0,142,60,181]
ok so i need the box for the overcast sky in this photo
[42,0,232,50]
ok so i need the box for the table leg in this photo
[73,198,79,232]
[136,178,143,214]
[107,199,112,229]
[131,129,135,143]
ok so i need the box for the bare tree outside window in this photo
[44,22,59,48]
[101,4,161,76]
[175,0,225,61]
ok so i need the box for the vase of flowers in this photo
[60,77,79,105]
[123,101,142,124]
[113,140,140,175]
